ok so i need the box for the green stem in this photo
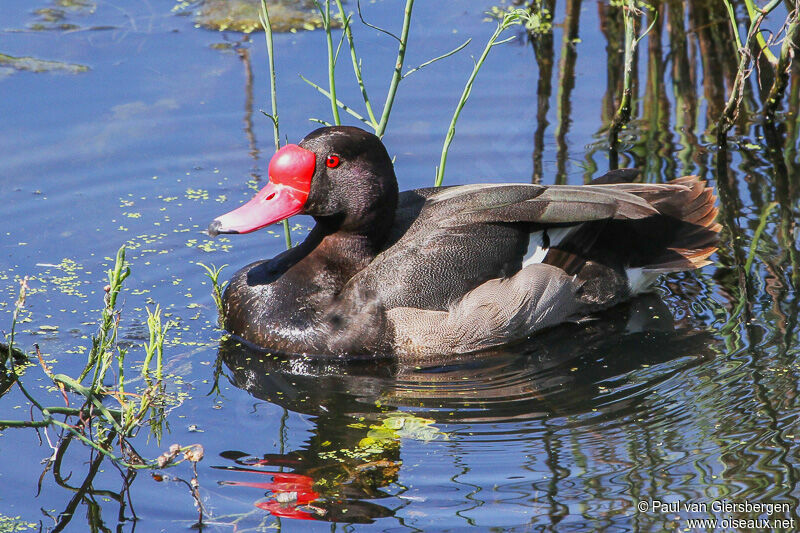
[402,38,471,79]
[54,374,125,434]
[197,262,228,320]
[6,280,46,413]
[725,0,744,47]
[376,0,414,137]
[743,0,779,65]
[80,247,128,388]
[316,0,341,125]
[282,218,292,249]
[49,420,153,470]
[744,202,778,276]
[48,405,122,419]
[335,0,378,129]
[764,9,800,120]
[434,11,523,187]
[718,0,782,135]
[0,405,124,429]
[259,0,293,249]
[300,74,370,124]
[607,2,656,158]
[608,0,636,153]
[5,281,23,367]
[260,0,280,154]
[0,418,51,428]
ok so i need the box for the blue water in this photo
[1,0,799,531]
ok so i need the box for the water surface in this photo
[1,0,799,531]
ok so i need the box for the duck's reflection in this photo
[213,293,717,523]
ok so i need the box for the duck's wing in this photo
[429,182,679,227]
[419,178,719,273]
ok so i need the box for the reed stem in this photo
[259,0,292,248]
[434,9,526,187]
[376,0,414,137]
[608,1,655,163]
[764,8,800,120]
[313,0,342,126]
[743,0,779,65]
[335,0,378,129]
[718,0,782,136]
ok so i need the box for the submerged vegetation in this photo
[175,0,330,33]
[197,262,228,321]
[0,247,205,530]
[0,53,89,75]
[531,0,799,298]
[523,0,800,183]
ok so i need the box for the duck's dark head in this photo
[208,126,398,238]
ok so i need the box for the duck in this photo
[208,126,720,358]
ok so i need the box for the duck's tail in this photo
[623,175,721,275]
[544,174,721,295]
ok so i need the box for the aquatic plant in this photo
[261,0,535,188]
[718,0,784,136]
[607,0,657,168]
[0,245,203,530]
[197,262,228,322]
[764,9,800,122]
[435,7,533,186]
[176,0,328,33]
[0,53,89,75]
[259,0,293,248]
[301,0,415,134]
[300,0,471,144]
[1,247,164,450]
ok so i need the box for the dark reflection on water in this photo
[215,295,719,526]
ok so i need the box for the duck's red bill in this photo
[208,144,316,235]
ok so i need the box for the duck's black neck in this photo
[313,178,399,261]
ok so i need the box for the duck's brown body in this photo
[211,127,720,358]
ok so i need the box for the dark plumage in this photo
[210,126,720,357]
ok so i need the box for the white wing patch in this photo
[522,227,573,267]
[626,267,660,294]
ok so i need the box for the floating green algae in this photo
[26,1,111,32]
[175,0,332,33]
[0,53,89,75]
[0,514,37,532]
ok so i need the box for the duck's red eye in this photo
[326,155,340,168]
